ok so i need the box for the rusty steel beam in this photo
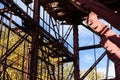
[0,14,60,58]
[73,25,80,80]
[75,0,120,30]
[0,0,74,60]
[79,44,102,50]
[1,13,73,60]
[0,7,8,13]
[85,11,120,79]
[0,0,56,42]
[1,16,69,58]
[29,0,40,80]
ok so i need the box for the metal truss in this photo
[0,0,120,80]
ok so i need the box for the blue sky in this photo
[78,19,120,78]
[1,1,119,79]
[78,24,115,78]
[0,3,4,9]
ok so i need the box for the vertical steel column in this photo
[25,47,30,80]
[30,0,40,80]
[73,25,80,80]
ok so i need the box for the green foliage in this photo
[0,26,30,79]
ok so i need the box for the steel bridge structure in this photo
[0,0,120,80]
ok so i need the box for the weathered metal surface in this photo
[73,25,80,80]
[87,12,120,79]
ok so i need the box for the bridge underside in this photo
[0,0,120,80]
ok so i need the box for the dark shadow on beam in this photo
[78,44,102,50]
